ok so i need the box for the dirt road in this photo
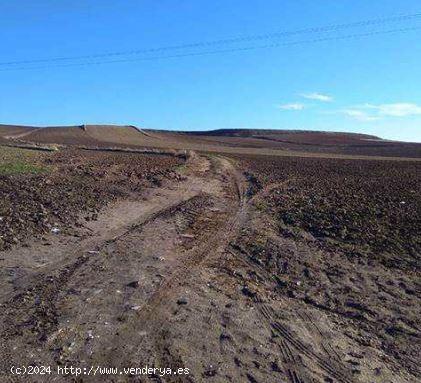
[1,153,407,383]
[0,153,252,382]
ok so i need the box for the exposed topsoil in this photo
[0,147,183,251]
[228,154,421,382]
[235,155,421,270]
[2,124,421,158]
[0,148,419,383]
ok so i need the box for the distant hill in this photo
[0,124,39,138]
[0,124,158,147]
[1,124,420,158]
[177,129,383,146]
[181,128,380,139]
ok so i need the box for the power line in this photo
[0,12,421,67]
[1,25,419,72]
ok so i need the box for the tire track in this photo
[279,340,307,383]
[297,310,342,362]
[228,244,357,383]
[98,155,249,376]
[0,195,205,383]
[270,320,355,383]
[0,193,200,304]
[0,154,216,382]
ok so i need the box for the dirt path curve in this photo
[3,129,39,140]
[0,154,214,298]
[0,152,247,382]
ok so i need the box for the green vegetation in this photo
[0,162,46,175]
[174,163,187,173]
[0,146,49,175]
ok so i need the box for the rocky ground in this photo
[0,147,183,251]
[229,154,421,382]
[0,149,419,383]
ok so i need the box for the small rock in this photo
[274,276,287,287]
[346,359,360,366]
[219,332,231,341]
[181,234,195,239]
[126,280,140,288]
[203,365,217,377]
[246,373,258,383]
[241,285,256,298]
[270,360,281,372]
[177,297,188,305]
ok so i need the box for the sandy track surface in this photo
[0,153,251,382]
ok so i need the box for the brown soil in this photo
[2,124,421,159]
[0,148,183,251]
[0,143,419,382]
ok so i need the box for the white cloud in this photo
[278,103,305,111]
[301,92,333,102]
[363,103,421,117]
[341,109,379,122]
[339,102,421,122]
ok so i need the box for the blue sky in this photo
[1,1,421,142]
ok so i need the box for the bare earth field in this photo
[229,154,421,383]
[0,147,184,251]
[0,125,420,383]
[1,124,421,159]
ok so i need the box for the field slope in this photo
[2,124,421,159]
